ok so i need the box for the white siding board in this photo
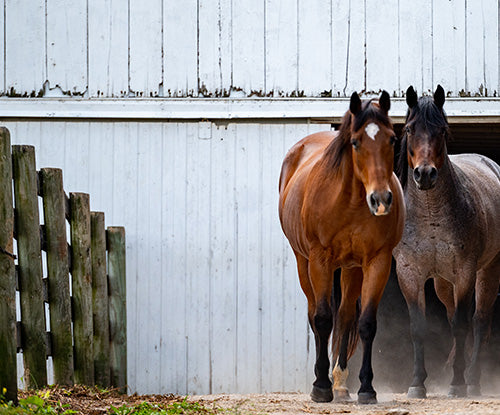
[466,0,486,94]
[298,0,332,96]
[209,124,237,393]
[129,1,163,97]
[1,0,4,93]
[232,0,265,95]
[88,0,128,97]
[198,0,232,96]
[5,0,45,96]
[433,0,466,95]
[344,0,365,95]
[161,122,189,394]
[331,0,350,96]
[365,0,399,94]
[234,123,262,393]
[46,0,87,94]
[483,0,498,96]
[63,122,90,193]
[399,0,433,95]
[185,124,211,394]
[163,0,198,97]
[265,0,298,95]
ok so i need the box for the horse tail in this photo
[330,269,360,361]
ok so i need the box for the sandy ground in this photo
[190,392,500,415]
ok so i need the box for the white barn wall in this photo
[3,119,327,395]
[1,0,498,97]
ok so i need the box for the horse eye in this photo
[351,139,360,150]
[405,126,412,135]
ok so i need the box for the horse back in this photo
[450,153,500,265]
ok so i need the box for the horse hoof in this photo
[311,385,333,402]
[334,388,351,402]
[358,392,377,404]
[448,384,467,398]
[407,386,427,399]
[467,385,481,396]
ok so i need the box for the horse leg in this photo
[332,267,362,402]
[294,251,315,329]
[357,252,392,404]
[466,262,500,396]
[397,267,428,398]
[448,275,475,398]
[308,249,335,402]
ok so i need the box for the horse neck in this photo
[405,154,462,212]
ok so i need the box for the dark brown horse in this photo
[395,85,500,398]
[279,91,405,404]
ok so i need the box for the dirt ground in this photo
[19,386,500,414]
[190,392,500,415]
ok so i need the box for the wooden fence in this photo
[0,127,127,404]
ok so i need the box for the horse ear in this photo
[434,84,445,109]
[350,92,361,116]
[379,90,391,114]
[406,86,418,108]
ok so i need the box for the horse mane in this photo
[396,96,450,189]
[325,100,392,170]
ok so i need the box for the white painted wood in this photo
[129,0,163,97]
[298,0,332,96]
[365,0,399,95]
[232,0,265,95]
[163,0,198,97]
[265,0,298,95]
[344,0,365,95]
[5,0,45,96]
[3,97,500,121]
[331,0,350,97]
[433,0,466,95]
[399,0,433,95]
[46,0,87,95]
[479,0,498,96]
[198,0,232,96]
[88,0,128,97]
[466,0,486,95]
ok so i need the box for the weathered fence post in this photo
[0,128,17,403]
[12,145,47,389]
[107,227,127,392]
[40,168,74,386]
[70,192,94,385]
[91,211,110,388]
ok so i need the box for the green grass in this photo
[0,390,220,415]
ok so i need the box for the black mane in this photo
[396,96,450,189]
[326,100,392,169]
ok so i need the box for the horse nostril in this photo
[370,193,377,207]
[429,167,438,181]
[413,168,421,182]
[386,191,393,206]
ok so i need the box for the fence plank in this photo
[40,168,74,386]
[91,212,110,388]
[12,145,47,389]
[70,192,94,385]
[0,128,17,403]
[107,226,127,392]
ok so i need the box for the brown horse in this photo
[279,91,405,404]
[395,85,500,398]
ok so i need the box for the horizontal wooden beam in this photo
[1,98,500,123]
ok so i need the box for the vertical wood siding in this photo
[3,119,326,395]
[1,0,498,97]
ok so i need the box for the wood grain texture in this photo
[12,145,46,389]
[0,128,17,403]
[40,168,73,386]
[70,192,94,386]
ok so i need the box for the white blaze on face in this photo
[365,123,379,140]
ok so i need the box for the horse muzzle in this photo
[366,189,393,216]
[413,164,438,190]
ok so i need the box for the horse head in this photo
[348,91,397,216]
[403,85,449,190]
